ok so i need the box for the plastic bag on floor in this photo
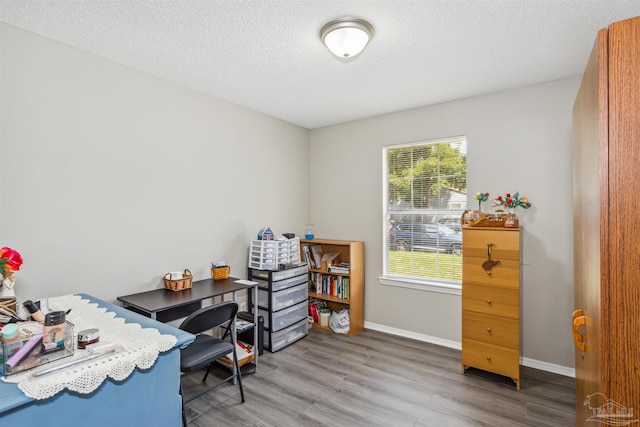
[329,309,350,334]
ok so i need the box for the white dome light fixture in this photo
[320,18,374,59]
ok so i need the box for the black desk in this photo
[117,276,259,370]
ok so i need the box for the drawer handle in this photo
[486,327,492,334]
[486,356,491,361]
[486,299,492,305]
[482,243,501,275]
[572,309,586,351]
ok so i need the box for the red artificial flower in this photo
[508,198,513,205]
[0,247,23,272]
[506,193,511,198]
[497,196,503,201]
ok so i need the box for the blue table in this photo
[0,294,194,426]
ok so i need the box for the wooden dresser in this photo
[461,226,521,389]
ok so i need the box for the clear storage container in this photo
[264,317,308,352]
[259,300,308,332]
[257,282,308,311]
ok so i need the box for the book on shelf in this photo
[302,245,314,268]
[309,244,324,269]
[328,262,350,274]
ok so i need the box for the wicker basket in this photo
[0,296,17,316]
[163,269,193,292]
[211,266,230,280]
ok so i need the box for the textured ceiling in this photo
[2,1,640,129]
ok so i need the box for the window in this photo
[381,136,467,293]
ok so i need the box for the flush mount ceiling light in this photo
[320,18,374,59]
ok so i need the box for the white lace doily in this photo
[2,294,177,400]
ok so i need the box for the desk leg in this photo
[253,285,258,371]
[231,315,238,385]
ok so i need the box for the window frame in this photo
[379,136,467,295]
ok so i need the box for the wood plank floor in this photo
[182,327,575,426]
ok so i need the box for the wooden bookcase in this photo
[300,238,364,336]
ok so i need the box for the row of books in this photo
[309,272,350,299]
[302,244,324,269]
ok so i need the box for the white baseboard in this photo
[521,357,575,378]
[364,321,575,378]
[365,321,461,350]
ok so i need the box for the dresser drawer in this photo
[462,228,520,261]
[462,311,519,348]
[462,338,520,379]
[462,284,519,318]
[462,256,520,288]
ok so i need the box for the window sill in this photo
[378,276,461,295]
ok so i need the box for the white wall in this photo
[309,77,581,369]
[0,24,310,304]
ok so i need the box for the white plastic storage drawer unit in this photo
[249,240,279,270]
[249,238,301,270]
[264,317,308,352]
[258,300,308,332]
[258,282,308,311]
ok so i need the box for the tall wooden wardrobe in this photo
[572,15,640,425]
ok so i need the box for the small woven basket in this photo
[211,266,230,280]
[0,296,17,316]
[163,269,193,292]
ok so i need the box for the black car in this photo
[389,222,462,255]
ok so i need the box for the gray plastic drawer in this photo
[269,265,309,281]
[261,273,307,292]
[259,299,308,332]
[258,282,308,311]
[250,264,309,282]
[264,317,308,352]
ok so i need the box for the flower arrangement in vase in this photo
[474,192,489,213]
[492,192,531,227]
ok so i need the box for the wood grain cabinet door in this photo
[573,16,640,426]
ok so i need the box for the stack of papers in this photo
[224,342,253,361]
[235,319,252,331]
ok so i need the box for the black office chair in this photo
[179,301,245,426]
